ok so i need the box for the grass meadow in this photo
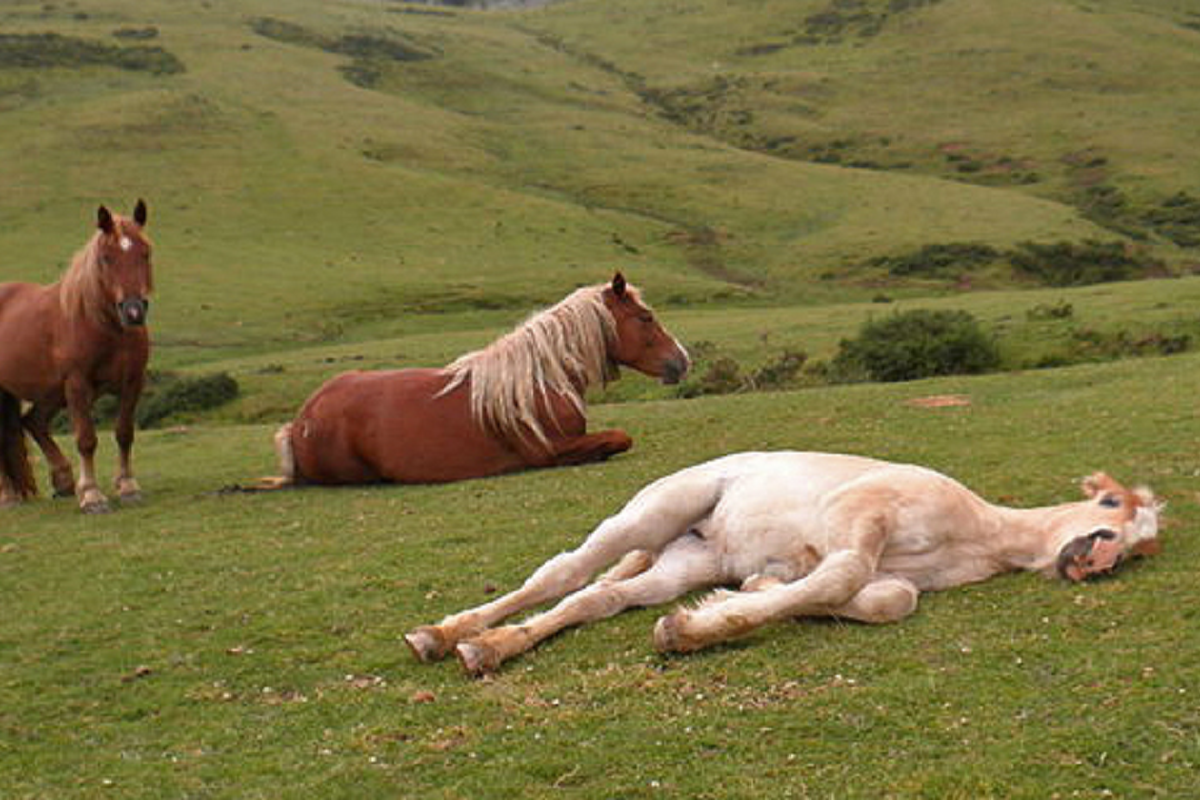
[3,0,1200,797]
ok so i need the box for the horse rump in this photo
[0,390,37,500]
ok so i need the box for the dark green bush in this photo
[832,309,999,382]
[676,342,810,397]
[1011,240,1162,286]
[0,33,184,75]
[870,243,1002,278]
[136,372,239,428]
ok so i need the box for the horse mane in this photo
[58,233,110,324]
[441,283,625,449]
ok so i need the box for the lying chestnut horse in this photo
[272,273,689,485]
[406,451,1162,675]
[0,201,152,513]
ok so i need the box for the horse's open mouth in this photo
[1056,529,1123,581]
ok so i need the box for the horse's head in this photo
[603,272,690,384]
[1053,472,1162,581]
[95,200,152,327]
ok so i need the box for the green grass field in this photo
[2,0,1199,797]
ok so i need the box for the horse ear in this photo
[134,199,148,227]
[611,272,627,298]
[97,205,115,234]
[1081,472,1114,498]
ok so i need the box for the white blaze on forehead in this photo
[119,236,133,252]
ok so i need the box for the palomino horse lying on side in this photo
[406,451,1162,676]
[0,201,153,513]
[271,273,689,485]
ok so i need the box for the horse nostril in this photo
[118,298,149,326]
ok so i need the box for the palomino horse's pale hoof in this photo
[455,640,500,677]
[119,491,143,505]
[404,626,450,663]
[653,611,698,654]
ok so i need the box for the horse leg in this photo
[829,575,919,624]
[113,382,144,503]
[1,390,37,506]
[456,533,720,676]
[546,429,633,466]
[654,496,897,652]
[65,378,109,514]
[22,401,74,497]
[405,463,725,662]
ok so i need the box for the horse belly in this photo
[291,370,523,485]
[0,285,59,399]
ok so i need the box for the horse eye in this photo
[638,313,653,323]
[1099,494,1120,508]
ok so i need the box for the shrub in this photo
[832,309,999,382]
[0,33,184,74]
[676,342,810,397]
[870,242,1002,278]
[137,372,239,428]
[1011,240,1162,286]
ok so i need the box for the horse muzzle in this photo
[659,351,691,385]
[117,297,150,327]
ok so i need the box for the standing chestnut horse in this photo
[0,201,152,513]
[272,273,689,486]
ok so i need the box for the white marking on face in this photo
[119,236,133,252]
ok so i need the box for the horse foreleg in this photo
[65,378,108,514]
[654,549,877,653]
[456,534,720,676]
[547,429,633,466]
[405,462,725,663]
[113,382,143,504]
[22,401,74,497]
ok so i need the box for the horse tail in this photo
[244,422,300,491]
[274,422,298,483]
[0,390,37,500]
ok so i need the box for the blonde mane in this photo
[441,284,626,449]
[58,233,110,324]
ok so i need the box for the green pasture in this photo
[3,354,1198,798]
[4,0,1200,796]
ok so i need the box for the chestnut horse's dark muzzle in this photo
[118,297,149,327]
[661,356,690,385]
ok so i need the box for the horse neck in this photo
[980,500,1087,574]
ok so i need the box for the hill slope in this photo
[1,0,1196,366]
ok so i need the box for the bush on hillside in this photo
[0,33,184,74]
[832,309,999,382]
[1011,240,1164,286]
[137,373,239,428]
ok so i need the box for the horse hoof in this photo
[119,491,144,505]
[404,626,449,663]
[653,612,694,654]
[81,500,112,515]
[455,640,499,677]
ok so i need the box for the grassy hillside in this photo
[3,0,1197,368]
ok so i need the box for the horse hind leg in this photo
[22,402,74,497]
[456,533,719,676]
[405,463,727,663]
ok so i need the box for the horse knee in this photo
[842,579,918,623]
